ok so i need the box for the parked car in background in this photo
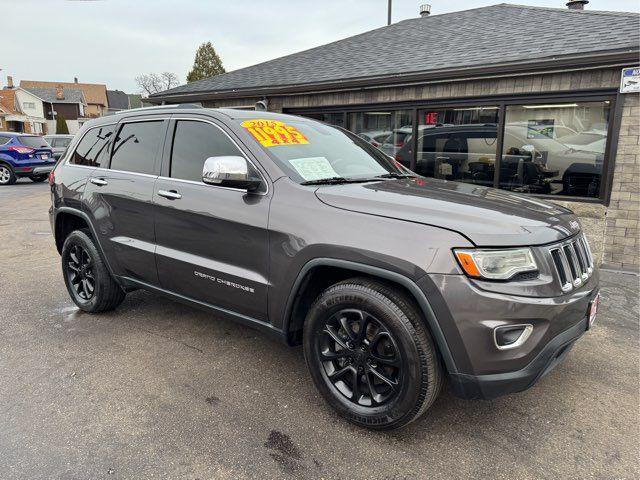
[357,130,391,148]
[379,125,444,157]
[0,133,55,185]
[44,134,75,160]
[395,123,603,197]
[559,131,607,154]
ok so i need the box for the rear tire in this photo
[30,175,47,183]
[61,229,125,312]
[0,164,16,185]
[303,277,443,430]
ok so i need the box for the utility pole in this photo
[387,0,392,25]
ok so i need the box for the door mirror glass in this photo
[202,156,261,191]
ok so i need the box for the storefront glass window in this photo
[348,110,413,157]
[408,107,499,185]
[301,112,346,128]
[501,101,610,198]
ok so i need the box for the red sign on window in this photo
[424,112,438,125]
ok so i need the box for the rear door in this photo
[153,116,271,321]
[83,117,168,286]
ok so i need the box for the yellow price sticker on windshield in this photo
[241,119,309,147]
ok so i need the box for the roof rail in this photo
[122,103,204,114]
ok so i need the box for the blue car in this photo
[0,132,56,185]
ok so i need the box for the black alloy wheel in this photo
[303,278,443,430]
[65,244,95,301]
[61,229,125,312]
[319,308,402,407]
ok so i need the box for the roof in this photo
[22,86,86,105]
[107,89,130,110]
[20,80,107,106]
[151,3,640,100]
[0,89,18,114]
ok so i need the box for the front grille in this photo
[549,234,594,293]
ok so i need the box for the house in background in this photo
[0,103,8,131]
[106,89,130,114]
[21,78,107,118]
[23,85,87,134]
[0,78,48,133]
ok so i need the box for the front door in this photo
[83,118,168,286]
[154,117,270,322]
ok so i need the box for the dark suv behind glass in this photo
[49,107,599,429]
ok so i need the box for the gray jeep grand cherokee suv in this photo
[49,106,599,430]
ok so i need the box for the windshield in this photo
[18,136,49,149]
[237,117,405,183]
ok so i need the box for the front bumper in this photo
[449,315,588,399]
[421,272,599,399]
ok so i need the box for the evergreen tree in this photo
[55,116,69,134]
[186,42,225,83]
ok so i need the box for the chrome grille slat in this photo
[548,234,594,293]
[572,240,589,281]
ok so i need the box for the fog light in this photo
[494,324,533,350]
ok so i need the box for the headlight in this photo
[454,248,538,280]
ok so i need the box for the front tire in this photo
[61,229,125,312]
[0,164,16,185]
[303,278,443,430]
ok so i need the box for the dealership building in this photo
[150,2,640,273]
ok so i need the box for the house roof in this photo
[0,89,18,114]
[151,3,640,100]
[20,80,107,106]
[107,90,130,110]
[22,86,86,105]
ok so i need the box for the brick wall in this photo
[601,93,640,273]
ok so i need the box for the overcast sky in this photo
[3,0,638,93]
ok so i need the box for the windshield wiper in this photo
[374,172,416,179]
[300,177,377,186]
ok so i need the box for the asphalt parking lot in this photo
[0,180,638,480]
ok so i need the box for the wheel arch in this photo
[53,207,118,279]
[283,258,458,374]
[0,157,15,169]
[54,209,90,253]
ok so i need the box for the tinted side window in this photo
[110,121,164,174]
[170,120,243,182]
[72,125,115,167]
[0,136,11,145]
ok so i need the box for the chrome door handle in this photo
[89,177,108,186]
[157,189,182,200]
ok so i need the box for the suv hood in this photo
[315,178,581,246]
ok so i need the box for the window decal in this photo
[241,119,309,147]
[288,157,338,181]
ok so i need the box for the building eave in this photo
[147,48,639,104]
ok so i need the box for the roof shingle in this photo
[107,90,130,110]
[152,3,640,99]
[22,86,86,105]
[21,80,107,106]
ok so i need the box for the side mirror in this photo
[202,156,262,192]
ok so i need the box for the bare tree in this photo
[135,72,179,97]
